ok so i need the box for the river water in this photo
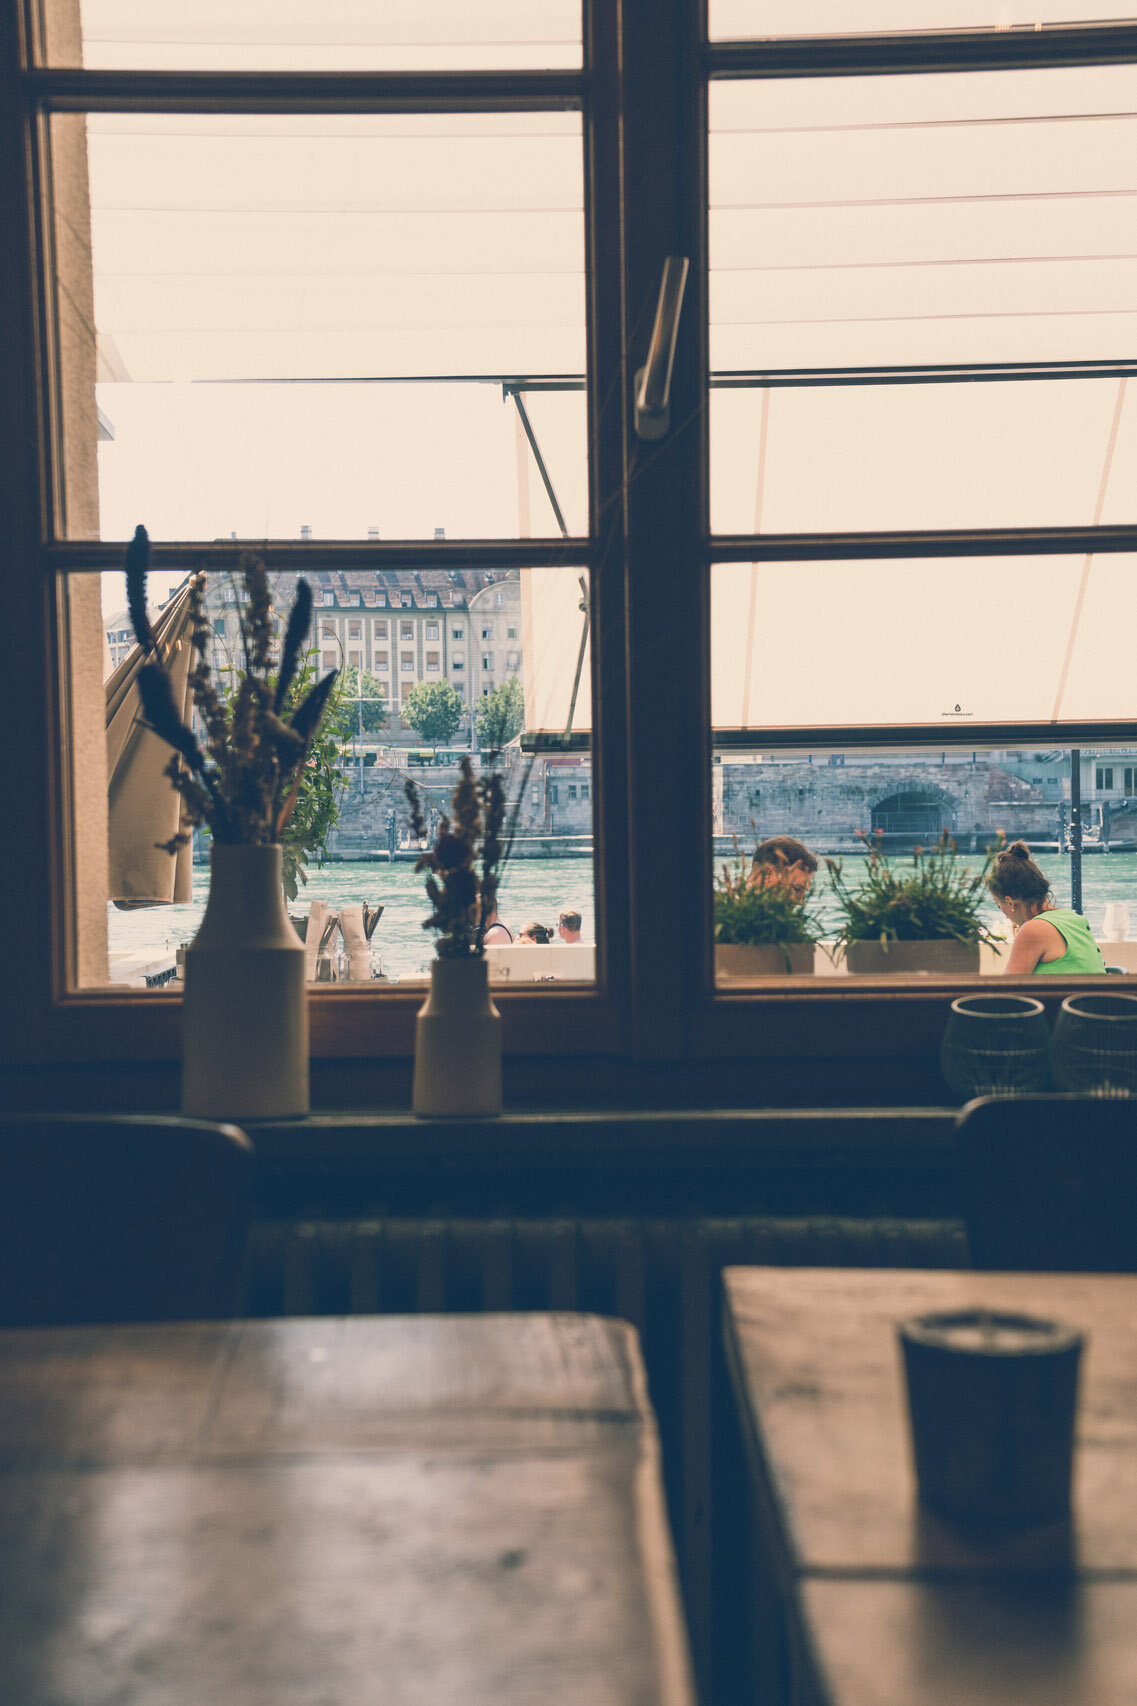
[108,854,596,982]
[108,848,1137,983]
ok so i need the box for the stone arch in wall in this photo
[870,789,955,839]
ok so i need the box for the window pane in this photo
[44,0,581,70]
[712,738,1137,984]
[711,555,1137,729]
[711,374,1136,533]
[87,564,595,990]
[710,3,1135,40]
[54,112,587,541]
[710,68,1137,531]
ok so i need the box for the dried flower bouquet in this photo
[125,525,339,851]
[404,757,509,958]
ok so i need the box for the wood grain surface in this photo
[0,1314,693,1706]
[723,1267,1137,1706]
[724,1267,1137,1577]
[800,1577,1137,1706]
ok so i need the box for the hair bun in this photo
[1009,841,1032,861]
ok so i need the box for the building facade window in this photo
[426,651,440,670]
[400,651,414,672]
[348,619,361,639]
[400,621,414,640]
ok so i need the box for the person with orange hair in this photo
[749,835,818,902]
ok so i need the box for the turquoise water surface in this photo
[107,848,1137,983]
[108,854,596,982]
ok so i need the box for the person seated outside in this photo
[519,921,555,945]
[481,896,513,945]
[749,836,818,901]
[988,841,1105,976]
[557,907,583,944]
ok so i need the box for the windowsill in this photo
[246,1103,957,1158]
[240,1106,962,1219]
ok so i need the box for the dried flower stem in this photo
[124,528,338,851]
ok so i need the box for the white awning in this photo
[106,581,196,907]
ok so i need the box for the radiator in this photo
[242,1214,967,1704]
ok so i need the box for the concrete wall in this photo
[718,760,1054,848]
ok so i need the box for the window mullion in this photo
[620,0,708,1058]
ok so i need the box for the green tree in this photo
[276,658,351,900]
[340,666,389,735]
[475,675,525,753]
[403,679,464,746]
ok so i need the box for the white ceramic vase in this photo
[181,842,309,1119]
[413,956,502,1118]
[1103,903,1131,943]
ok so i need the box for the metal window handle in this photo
[634,255,689,441]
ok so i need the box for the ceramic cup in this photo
[898,1309,1084,1522]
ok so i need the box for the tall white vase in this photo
[181,843,309,1119]
[412,956,502,1117]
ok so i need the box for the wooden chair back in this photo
[0,1114,254,1325]
[957,1094,1137,1272]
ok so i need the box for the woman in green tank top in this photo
[988,841,1106,977]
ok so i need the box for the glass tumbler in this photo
[940,993,1051,1101]
[1052,992,1137,1098]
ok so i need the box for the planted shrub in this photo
[827,831,1001,958]
[714,852,821,947]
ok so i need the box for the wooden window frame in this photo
[5,2,1137,1094]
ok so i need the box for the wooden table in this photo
[0,1313,694,1706]
[723,1267,1137,1706]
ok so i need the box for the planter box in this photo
[715,943,815,979]
[845,939,980,977]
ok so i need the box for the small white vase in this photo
[413,956,502,1118]
[181,843,309,1119]
[1103,903,1131,943]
